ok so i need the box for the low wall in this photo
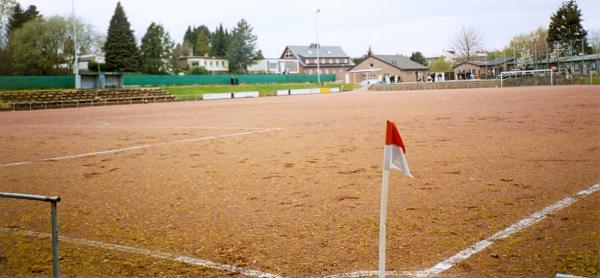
[370,80,501,91]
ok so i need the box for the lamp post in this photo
[72,0,80,89]
[315,9,321,84]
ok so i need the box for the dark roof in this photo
[453,57,516,68]
[372,55,428,70]
[286,45,349,58]
[558,53,600,62]
[486,57,516,66]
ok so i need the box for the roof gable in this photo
[372,55,428,70]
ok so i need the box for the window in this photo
[328,59,333,64]
[191,62,199,67]
[343,59,348,64]
[336,59,340,64]
[210,61,214,67]
[369,63,374,68]
[592,62,598,70]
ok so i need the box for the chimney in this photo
[310,43,320,49]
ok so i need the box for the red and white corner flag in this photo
[379,120,412,278]
[384,120,412,177]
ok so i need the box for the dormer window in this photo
[308,50,313,54]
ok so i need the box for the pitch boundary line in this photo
[328,183,600,278]
[1,128,282,167]
[2,125,276,131]
[0,228,283,278]
[2,184,597,277]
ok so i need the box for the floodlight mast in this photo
[316,9,320,84]
[72,0,80,89]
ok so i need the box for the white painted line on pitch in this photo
[327,183,600,278]
[0,228,283,278]
[323,270,418,278]
[1,128,282,167]
[1,125,278,131]
[414,183,600,277]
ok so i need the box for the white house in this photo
[178,56,229,73]
[247,59,300,74]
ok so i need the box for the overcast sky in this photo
[18,0,600,58]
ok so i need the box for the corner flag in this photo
[385,121,413,177]
[379,120,413,278]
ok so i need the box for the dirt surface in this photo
[0,85,599,277]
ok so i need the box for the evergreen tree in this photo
[254,49,264,60]
[226,19,257,72]
[1,2,39,74]
[547,0,591,55]
[170,43,185,73]
[140,22,173,74]
[410,51,428,66]
[195,27,209,56]
[183,26,194,46]
[209,23,229,57]
[182,25,211,56]
[8,3,40,35]
[104,2,139,72]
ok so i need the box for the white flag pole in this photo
[379,145,392,278]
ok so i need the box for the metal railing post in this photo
[0,193,61,278]
[51,201,60,278]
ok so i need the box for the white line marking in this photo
[415,183,600,277]
[323,270,418,278]
[0,228,283,278]
[327,183,600,278]
[1,128,282,167]
[1,125,276,131]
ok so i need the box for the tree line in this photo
[352,0,599,72]
[0,0,261,75]
[0,2,103,75]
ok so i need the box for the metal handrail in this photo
[0,192,61,278]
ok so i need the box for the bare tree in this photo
[590,29,600,54]
[452,26,483,62]
[0,0,17,49]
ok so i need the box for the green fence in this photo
[0,76,74,90]
[123,74,336,87]
[0,74,336,90]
